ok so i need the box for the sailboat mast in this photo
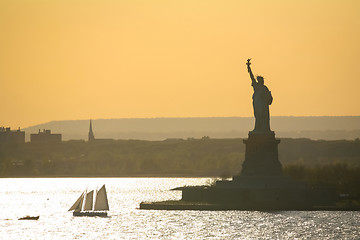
[82,190,87,211]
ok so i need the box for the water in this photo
[0,178,359,239]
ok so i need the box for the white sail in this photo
[83,190,94,211]
[68,192,85,211]
[94,185,109,211]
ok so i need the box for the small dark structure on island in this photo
[140,59,338,211]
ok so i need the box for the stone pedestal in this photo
[238,131,282,177]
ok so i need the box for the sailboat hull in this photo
[73,211,108,217]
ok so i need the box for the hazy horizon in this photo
[21,116,360,141]
[5,114,360,130]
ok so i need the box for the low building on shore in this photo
[30,129,62,143]
[0,127,25,144]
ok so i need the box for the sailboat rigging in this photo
[69,184,109,217]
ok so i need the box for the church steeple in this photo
[88,119,95,141]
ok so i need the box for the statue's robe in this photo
[252,82,273,133]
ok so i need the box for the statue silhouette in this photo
[246,59,273,133]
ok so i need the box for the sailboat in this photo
[69,184,109,217]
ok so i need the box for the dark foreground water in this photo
[0,178,359,239]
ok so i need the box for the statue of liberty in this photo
[246,59,273,133]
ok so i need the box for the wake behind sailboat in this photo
[69,184,109,217]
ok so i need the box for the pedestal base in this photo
[240,131,282,177]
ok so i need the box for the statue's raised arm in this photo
[246,59,256,85]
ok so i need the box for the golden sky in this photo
[1,0,360,128]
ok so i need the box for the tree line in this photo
[1,137,359,198]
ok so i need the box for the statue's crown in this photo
[256,75,264,80]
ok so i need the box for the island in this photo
[140,59,358,211]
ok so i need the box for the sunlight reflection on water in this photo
[0,178,359,239]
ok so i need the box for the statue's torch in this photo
[246,58,251,72]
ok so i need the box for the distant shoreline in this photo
[22,116,360,141]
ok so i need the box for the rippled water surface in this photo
[0,178,359,239]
